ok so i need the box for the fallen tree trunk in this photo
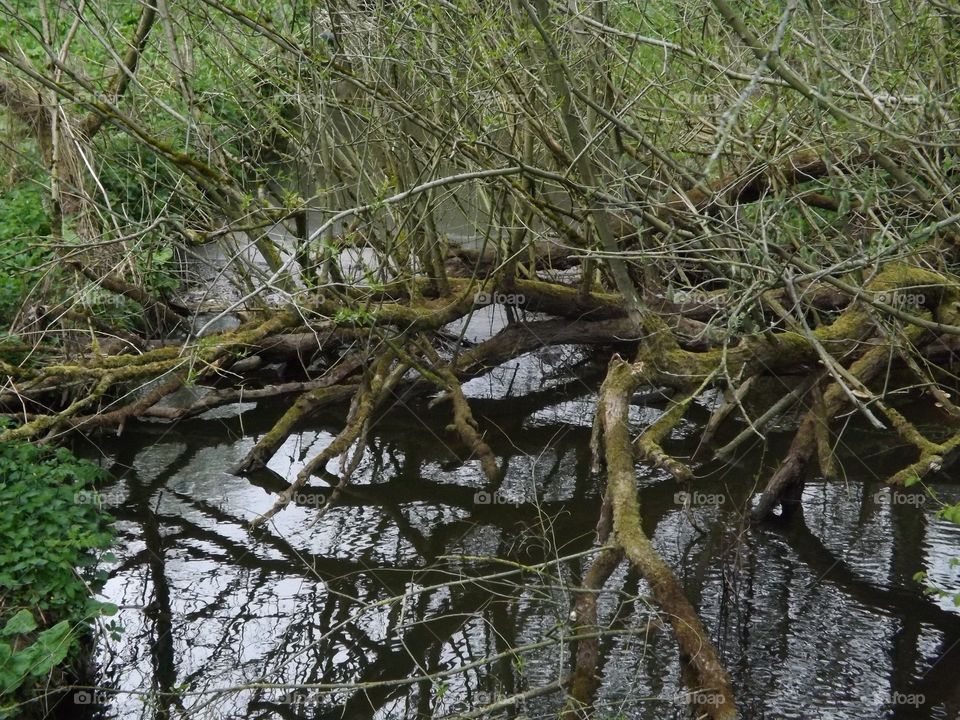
[596,356,737,720]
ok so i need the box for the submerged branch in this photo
[597,356,737,719]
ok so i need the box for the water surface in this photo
[69,317,960,719]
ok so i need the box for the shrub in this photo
[0,440,116,718]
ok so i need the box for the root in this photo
[714,372,823,460]
[701,375,755,447]
[431,370,500,483]
[399,339,502,482]
[233,383,360,474]
[812,384,837,481]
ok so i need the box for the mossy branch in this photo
[598,356,737,720]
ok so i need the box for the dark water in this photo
[64,313,960,719]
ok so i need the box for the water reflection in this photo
[70,347,960,719]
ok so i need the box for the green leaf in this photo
[1,611,36,637]
[27,621,73,675]
[86,600,118,618]
[940,505,960,524]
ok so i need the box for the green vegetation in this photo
[0,181,50,326]
[1,0,959,715]
[910,472,960,609]
[0,439,116,719]
[934,500,960,608]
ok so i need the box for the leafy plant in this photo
[334,306,377,327]
[0,611,72,695]
[0,181,51,324]
[908,475,960,607]
[0,441,116,716]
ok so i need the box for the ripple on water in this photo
[273,503,419,564]
[802,481,895,586]
[524,397,598,428]
[922,484,960,614]
[265,430,336,479]
[81,400,960,719]
[128,441,189,484]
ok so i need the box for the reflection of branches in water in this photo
[158,549,646,718]
[778,512,960,634]
[89,369,960,719]
[97,425,640,717]
[79,409,960,720]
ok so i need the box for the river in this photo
[66,305,960,719]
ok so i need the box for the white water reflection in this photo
[80,359,960,720]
